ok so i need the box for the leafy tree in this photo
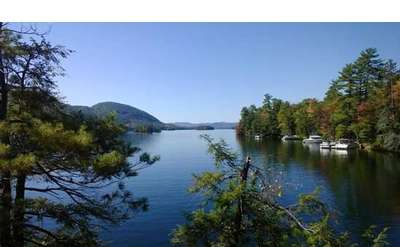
[374,60,400,151]
[237,95,283,137]
[237,105,258,136]
[330,97,357,139]
[0,23,159,246]
[294,99,321,137]
[236,48,400,152]
[277,101,295,135]
[171,136,389,246]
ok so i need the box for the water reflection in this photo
[5,130,399,246]
[236,136,400,244]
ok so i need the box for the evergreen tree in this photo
[236,48,400,151]
[375,60,400,151]
[0,23,159,246]
[277,101,295,135]
[171,136,389,246]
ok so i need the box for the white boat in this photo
[320,141,331,149]
[302,135,323,144]
[320,141,336,149]
[334,139,358,150]
[281,135,301,141]
[254,135,262,141]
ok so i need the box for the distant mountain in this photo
[195,125,215,130]
[66,102,164,130]
[66,101,236,132]
[170,122,237,130]
[208,122,237,129]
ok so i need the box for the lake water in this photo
[101,129,400,246]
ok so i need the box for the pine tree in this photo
[171,136,389,246]
[236,48,400,151]
[277,101,295,135]
[0,23,159,246]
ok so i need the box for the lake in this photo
[101,129,400,246]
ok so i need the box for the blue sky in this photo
[28,23,400,122]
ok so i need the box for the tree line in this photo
[237,48,400,152]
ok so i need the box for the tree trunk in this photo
[234,156,251,246]
[0,171,12,247]
[0,22,12,247]
[13,174,26,247]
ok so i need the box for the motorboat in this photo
[320,141,330,149]
[320,141,336,149]
[334,139,358,150]
[254,135,262,141]
[281,135,302,141]
[302,135,323,144]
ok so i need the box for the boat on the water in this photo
[302,135,323,144]
[320,141,336,149]
[254,135,262,141]
[334,139,358,149]
[281,135,302,141]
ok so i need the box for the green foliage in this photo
[172,136,391,246]
[0,110,158,246]
[0,24,158,247]
[134,124,162,133]
[237,96,284,137]
[277,101,295,135]
[362,226,390,247]
[237,48,400,152]
[67,101,165,132]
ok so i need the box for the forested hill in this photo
[170,122,237,129]
[67,102,164,130]
[237,48,400,152]
[67,102,237,132]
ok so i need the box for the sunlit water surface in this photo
[101,129,400,246]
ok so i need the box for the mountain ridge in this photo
[66,101,236,131]
[169,122,237,129]
[66,101,163,130]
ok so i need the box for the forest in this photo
[237,48,400,152]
